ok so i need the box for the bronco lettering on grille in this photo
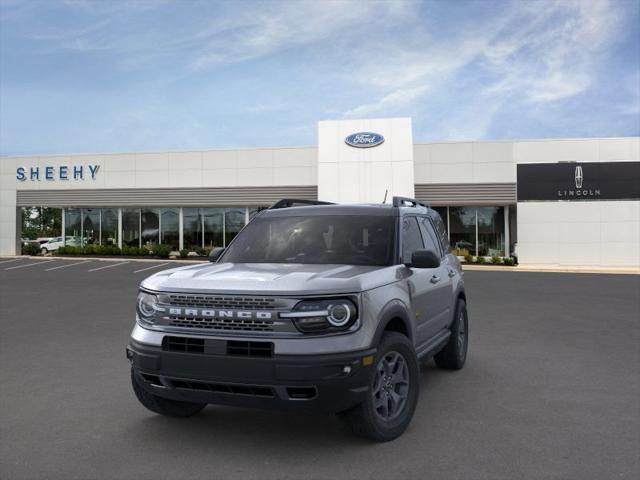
[168,308,273,320]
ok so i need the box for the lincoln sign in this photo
[516,161,640,202]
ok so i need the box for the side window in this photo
[402,217,424,263]
[419,217,442,257]
[431,213,450,253]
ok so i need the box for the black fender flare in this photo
[370,299,414,348]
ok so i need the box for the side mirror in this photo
[407,249,440,269]
[209,247,225,263]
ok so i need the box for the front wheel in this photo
[338,332,419,442]
[434,298,469,370]
[40,248,48,255]
[131,369,206,417]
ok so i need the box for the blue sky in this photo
[1,0,639,155]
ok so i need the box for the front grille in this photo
[162,336,205,353]
[169,379,275,398]
[168,295,278,310]
[168,317,274,332]
[227,340,273,357]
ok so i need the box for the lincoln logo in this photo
[558,164,600,198]
[575,166,583,188]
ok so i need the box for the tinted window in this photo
[222,215,395,266]
[401,217,424,263]
[419,217,442,257]
[431,212,450,253]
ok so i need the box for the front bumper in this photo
[127,338,376,414]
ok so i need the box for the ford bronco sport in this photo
[127,197,469,441]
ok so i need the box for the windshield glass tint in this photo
[222,215,395,266]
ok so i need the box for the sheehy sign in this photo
[516,162,640,201]
[16,165,100,182]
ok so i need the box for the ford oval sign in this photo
[345,132,385,148]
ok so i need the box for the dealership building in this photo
[1,118,639,268]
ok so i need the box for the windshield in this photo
[221,215,396,266]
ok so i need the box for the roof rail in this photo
[392,196,430,209]
[269,198,336,209]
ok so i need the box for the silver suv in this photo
[127,197,469,441]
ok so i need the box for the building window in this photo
[122,208,140,247]
[249,206,267,220]
[64,208,81,246]
[82,208,100,245]
[141,208,159,247]
[449,207,476,256]
[183,208,202,251]
[160,208,179,250]
[203,208,224,249]
[101,208,118,246]
[224,208,245,246]
[477,207,505,256]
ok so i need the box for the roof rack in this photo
[392,196,430,209]
[269,199,336,209]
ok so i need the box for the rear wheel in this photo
[338,332,419,442]
[40,248,48,255]
[434,298,468,370]
[131,369,206,417]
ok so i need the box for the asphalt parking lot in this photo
[0,257,638,480]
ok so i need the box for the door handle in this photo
[430,275,441,284]
[448,269,456,278]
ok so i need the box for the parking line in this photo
[133,262,170,273]
[5,260,56,270]
[45,260,92,271]
[88,261,129,272]
[0,258,24,265]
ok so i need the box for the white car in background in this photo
[40,236,81,254]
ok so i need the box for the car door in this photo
[401,216,449,348]
[419,216,454,333]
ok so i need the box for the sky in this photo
[0,0,639,155]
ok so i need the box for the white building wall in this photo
[413,141,516,184]
[0,147,317,255]
[318,118,414,203]
[515,137,640,268]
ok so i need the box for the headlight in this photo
[136,291,158,324]
[281,298,358,333]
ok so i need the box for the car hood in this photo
[140,262,402,295]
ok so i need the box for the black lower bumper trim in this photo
[128,339,375,413]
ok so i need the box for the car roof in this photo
[261,203,434,218]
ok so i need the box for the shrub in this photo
[153,244,171,259]
[179,249,189,258]
[503,257,515,266]
[477,256,486,264]
[491,255,502,264]
[463,253,473,263]
[195,246,207,256]
[22,243,41,256]
[83,244,96,255]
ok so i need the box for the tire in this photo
[131,369,206,417]
[434,298,468,370]
[338,332,419,442]
[41,248,48,255]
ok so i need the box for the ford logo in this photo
[345,132,385,148]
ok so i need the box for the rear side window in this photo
[419,217,442,257]
[430,213,450,253]
[401,217,424,263]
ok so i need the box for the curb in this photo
[0,255,208,264]
[462,264,640,275]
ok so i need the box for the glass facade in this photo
[141,208,160,247]
[82,208,100,245]
[449,207,477,256]
[101,209,118,246]
[64,208,82,246]
[122,208,140,247]
[160,208,179,250]
[435,206,508,257]
[203,208,224,249]
[182,208,202,251]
